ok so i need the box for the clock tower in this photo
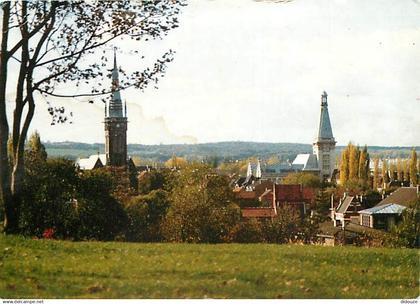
[104,50,128,167]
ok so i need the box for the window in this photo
[362,215,370,227]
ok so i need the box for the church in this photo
[76,51,132,170]
[292,91,337,181]
[242,91,337,182]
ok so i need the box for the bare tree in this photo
[0,0,186,233]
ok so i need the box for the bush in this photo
[227,219,264,243]
[125,189,170,242]
[386,199,419,248]
[19,159,127,241]
[161,164,241,243]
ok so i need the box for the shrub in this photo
[227,219,264,243]
[125,189,170,242]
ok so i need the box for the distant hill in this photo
[44,141,419,162]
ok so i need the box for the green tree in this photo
[409,149,418,186]
[227,218,264,243]
[25,131,47,172]
[0,0,185,233]
[161,164,240,243]
[125,189,170,242]
[138,170,168,195]
[386,199,419,248]
[282,172,321,188]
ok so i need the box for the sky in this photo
[6,0,420,146]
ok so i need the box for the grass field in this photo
[0,234,418,299]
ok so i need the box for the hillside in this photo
[0,235,417,299]
[44,141,419,162]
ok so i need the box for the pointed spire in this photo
[108,48,123,118]
[317,91,334,140]
[246,161,253,177]
[255,159,262,179]
[112,47,119,85]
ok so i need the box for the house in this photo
[259,184,316,217]
[358,187,419,231]
[331,194,363,228]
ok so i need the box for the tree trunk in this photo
[0,2,18,233]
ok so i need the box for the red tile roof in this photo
[275,184,316,203]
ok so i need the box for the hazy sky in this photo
[7,0,420,146]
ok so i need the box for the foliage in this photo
[409,149,418,186]
[386,199,420,248]
[164,155,188,169]
[77,170,128,241]
[340,143,370,189]
[125,189,170,242]
[19,158,80,238]
[0,0,186,233]
[227,219,264,243]
[137,170,170,195]
[281,172,321,188]
[161,163,240,243]
[25,131,47,170]
[19,159,126,240]
[0,234,418,299]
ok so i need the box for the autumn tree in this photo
[373,158,380,190]
[382,159,389,187]
[389,161,397,182]
[396,158,403,181]
[409,149,418,186]
[339,146,349,185]
[358,145,369,185]
[0,0,185,233]
[348,144,359,180]
[403,159,410,183]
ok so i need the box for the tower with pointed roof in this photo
[104,50,128,167]
[313,91,336,180]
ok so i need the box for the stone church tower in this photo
[104,50,128,166]
[313,91,336,180]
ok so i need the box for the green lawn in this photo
[0,234,418,299]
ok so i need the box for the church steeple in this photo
[104,48,128,167]
[313,91,336,180]
[107,48,124,118]
[317,91,334,140]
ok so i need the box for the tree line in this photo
[339,143,419,190]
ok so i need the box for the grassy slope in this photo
[0,235,418,299]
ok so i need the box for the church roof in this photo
[317,91,334,140]
[292,153,318,171]
[76,154,106,170]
